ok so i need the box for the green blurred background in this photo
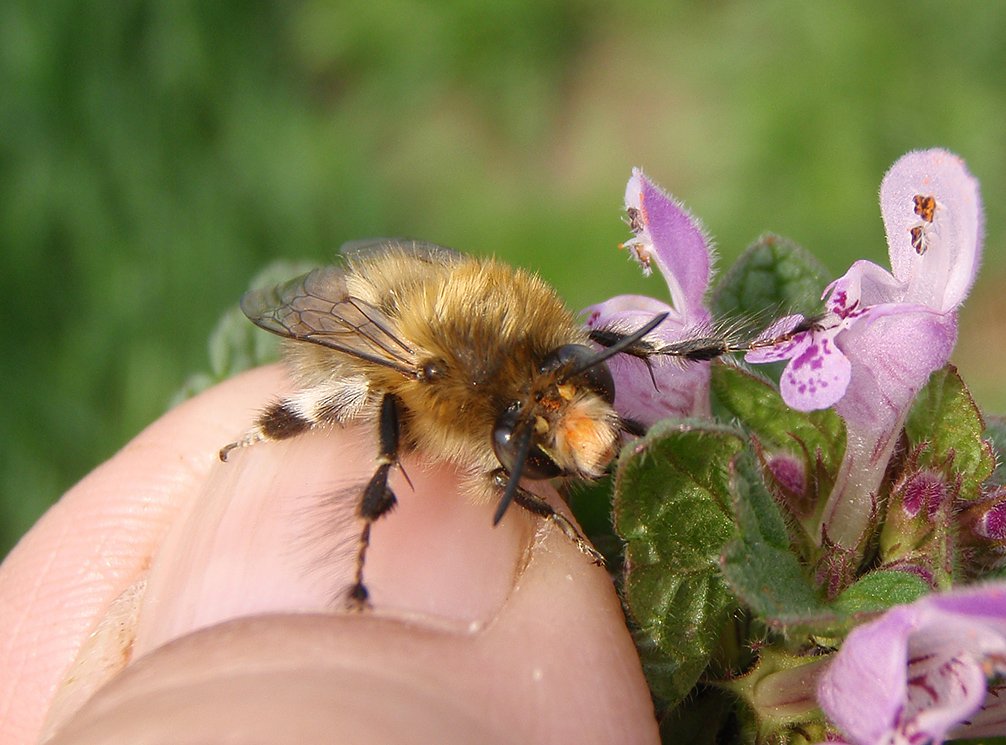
[3,1,1005,557]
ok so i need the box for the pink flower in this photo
[748,150,984,547]
[583,169,715,427]
[818,584,1006,744]
[746,149,982,412]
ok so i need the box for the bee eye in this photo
[539,344,615,404]
[492,405,562,479]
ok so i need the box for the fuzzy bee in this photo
[220,239,717,604]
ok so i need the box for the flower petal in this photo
[584,296,711,426]
[905,623,999,743]
[832,309,957,433]
[777,325,851,411]
[817,605,913,743]
[819,309,958,547]
[880,149,984,312]
[584,294,682,331]
[952,684,1006,738]
[624,168,714,320]
[818,584,1006,745]
[744,314,809,364]
[825,260,905,317]
[607,353,711,426]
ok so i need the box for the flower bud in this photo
[899,469,949,521]
[970,489,1006,541]
[880,457,958,588]
[958,486,1006,575]
[722,647,831,740]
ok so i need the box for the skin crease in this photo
[0,366,659,745]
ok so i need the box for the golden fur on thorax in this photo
[276,245,617,494]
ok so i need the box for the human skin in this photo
[0,366,659,744]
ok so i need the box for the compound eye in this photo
[539,344,615,404]
[492,405,562,480]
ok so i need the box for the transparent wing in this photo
[240,265,418,375]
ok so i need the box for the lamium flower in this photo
[817,583,1006,745]
[747,150,984,548]
[583,169,715,427]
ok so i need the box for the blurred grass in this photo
[2,0,1005,556]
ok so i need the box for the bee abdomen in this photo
[259,401,313,439]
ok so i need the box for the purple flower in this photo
[747,150,984,548]
[746,149,982,411]
[818,584,1006,744]
[583,169,715,427]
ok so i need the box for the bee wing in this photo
[240,266,418,375]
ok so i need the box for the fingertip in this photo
[131,428,535,655]
[0,367,287,744]
[4,364,659,745]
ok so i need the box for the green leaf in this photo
[832,570,930,616]
[712,364,844,472]
[614,419,743,705]
[711,364,845,539]
[722,459,929,634]
[658,686,735,745]
[711,233,830,322]
[905,365,994,501]
[720,451,829,629]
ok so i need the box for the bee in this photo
[220,239,703,605]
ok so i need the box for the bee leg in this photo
[491,470,605,567]
[590,326,732,365]
[588,327,656,363]
[620,417,647,437]
[218,400,313,461]
[348,394,402,608]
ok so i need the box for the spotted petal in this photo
[623,168,713,323]
[881,149,984,312]
[818,584,1006,745]
[776,325,851,410]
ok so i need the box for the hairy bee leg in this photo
[620,417,647,438]
[491,470,605,566]
[348,394,402,608]
[515,489,606,566]
[590,326,732,364]
[591,316,830,365]
[218,400,313,461]
[588,327,656,364]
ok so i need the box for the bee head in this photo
[489,312,667,525]
[494,343,617,472]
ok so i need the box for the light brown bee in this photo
[220,240,666,604]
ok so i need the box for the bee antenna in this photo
[493,425,534,526]
[564,312,669,380]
